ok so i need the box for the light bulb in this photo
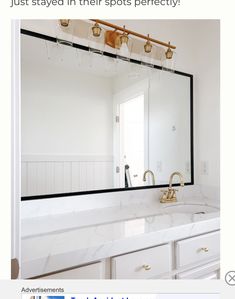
[92,22,102,37]
[144,40,152,53]
[144,35,152,53]
[165,42,174,59]
[119,42,129,57]
[60,19,70,27]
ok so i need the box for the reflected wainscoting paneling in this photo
[21,155,113,196]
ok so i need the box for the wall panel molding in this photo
[21,154,113,196]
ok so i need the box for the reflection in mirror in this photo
[21,33,193,198]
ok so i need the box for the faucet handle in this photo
[160,189,169,201]
[170,188,179,200]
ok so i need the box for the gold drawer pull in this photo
[200,247,209,252]
[142,264,151,271]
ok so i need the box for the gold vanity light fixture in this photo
[91,19,176,58]
[60,19,70,27]
[105,30,122,49]
[92,22,102,37]
[120,25,129,45]
[144,34,153,53]
[119,25,131,56]
[58,19,176,58]
[165,42,174,59]
[90,20,176,50]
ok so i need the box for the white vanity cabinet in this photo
[175,231,220,279]
[110,230,220,279]
[176,260,220,279]
[175,231,220,269]
[38,230,219,279]
[111,243,172,279]
[40,262,103,279]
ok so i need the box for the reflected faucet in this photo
[143,170,155,185]
[160,171,184,203]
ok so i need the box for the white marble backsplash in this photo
[21,184,217,219]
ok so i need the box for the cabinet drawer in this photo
[176,231,220,269]
[41,262,102,279]
[111,244,171,279]
[176,260,220,279]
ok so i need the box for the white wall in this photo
[22,63,113,156]
[148,72,191,184]
[193,21,220,200]
[21,48,114,195]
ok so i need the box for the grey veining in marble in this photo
[21,188,220,278]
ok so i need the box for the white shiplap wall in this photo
[21,155,113,196]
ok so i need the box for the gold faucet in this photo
[160,172,184,203]
[143,170,155,185]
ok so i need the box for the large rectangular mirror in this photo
[21,31,193,199]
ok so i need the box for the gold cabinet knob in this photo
[200,247,209,252]
[142,264,151,271]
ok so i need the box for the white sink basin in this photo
[161,204,219,214]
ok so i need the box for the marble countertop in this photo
[22,198,219,238]
[21,196,220,278]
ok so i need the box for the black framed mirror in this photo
[20,29,194,200]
